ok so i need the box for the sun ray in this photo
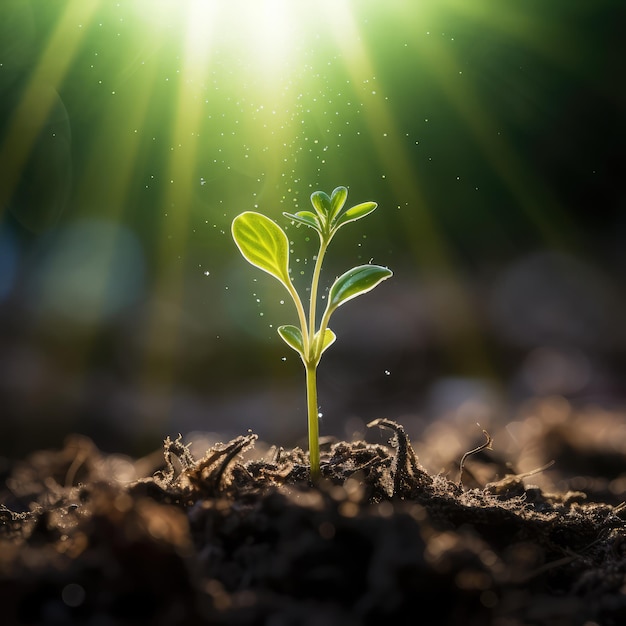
[135,2,218,426]
[74,53,164,212]
[0,0,101,216]
[412,32,582,250]
[322,0,494,376]
[44,33,165,367]
[441,0,591,79]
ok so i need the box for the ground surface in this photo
[1,408,626,626]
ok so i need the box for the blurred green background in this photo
[1,0,624,458]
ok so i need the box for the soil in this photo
[1,407,626,626]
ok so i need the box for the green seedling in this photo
[232,186,392,481]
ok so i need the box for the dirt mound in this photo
[1,419,625,625]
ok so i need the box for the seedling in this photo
[232,186,392,481]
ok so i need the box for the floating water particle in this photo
[384,370,391,376]
[203,271,210,276]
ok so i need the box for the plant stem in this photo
[285,279,310,355]
[305,360,320,482]
[308,237,329,348]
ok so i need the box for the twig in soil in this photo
[367,418,423,496]
[485,460,556,498]
[187,434,258,494]
[162,434,196,482]
[458,429,493,489]
[154,433,258,497]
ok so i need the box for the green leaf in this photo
[283,210,321,231]
[232,211,291,288]
[314,328,336,356]
[310,190,331,219]
[278,325,305,356]
[326,264,393,316]
[333,201,378,230]
[328,186,348,222]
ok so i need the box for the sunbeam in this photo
[323,0,494,375]
[136,0,218,426]
[413,32,582,251]
[0,0,100,218]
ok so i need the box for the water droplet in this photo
[203,271,210,276]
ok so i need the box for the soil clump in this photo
[1,417,625,625]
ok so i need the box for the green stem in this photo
[285,279,310,355]
[308,236,329,355]
[305,360,320,482]
[318,301,333,346]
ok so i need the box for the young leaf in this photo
[328,186,348,222]
[333,201,378,230]
[310,190,332,219]
[278,324,305,356]
[232,211,291,288]
[283,210,321,232]
[325,264,393,316]
[314,328,336,356]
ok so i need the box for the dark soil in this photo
[1,412,626,626]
